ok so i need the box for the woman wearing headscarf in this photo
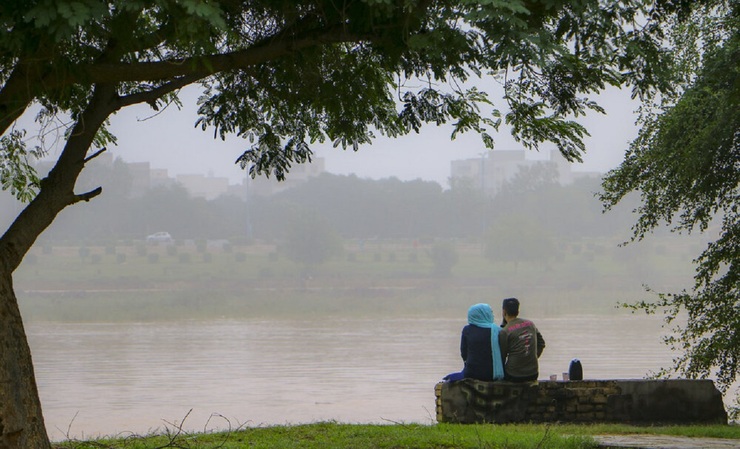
[444,303,505,382]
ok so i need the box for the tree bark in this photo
[0,274,49,449]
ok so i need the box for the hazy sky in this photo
[41,84,640,188]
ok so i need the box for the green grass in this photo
[53,422,740,449]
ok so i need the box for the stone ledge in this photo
[435,379,727,424]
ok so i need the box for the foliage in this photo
[599,1,740,400]
[265,174,446,238]
[484,214,559,269]
[12,170,631,244]
[282,212,342,269]
[1,0,710,192]
[0,129,44,202]
[498,161,560,196]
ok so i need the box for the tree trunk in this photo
[0,84,119,449]
[0,274,50,449]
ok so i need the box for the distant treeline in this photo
[1,160,640,245]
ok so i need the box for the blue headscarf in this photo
[467,303,504,380]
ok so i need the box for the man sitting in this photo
[499,297,545,382]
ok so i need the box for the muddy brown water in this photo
[27,313,688,440]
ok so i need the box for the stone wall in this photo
[435,379,727,424]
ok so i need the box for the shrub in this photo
[429,242,459,277]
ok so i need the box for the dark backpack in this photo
[569,359,583,381]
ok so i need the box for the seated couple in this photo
[444,298,545,383]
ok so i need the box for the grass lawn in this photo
[53,422,740,449]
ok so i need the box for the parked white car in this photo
[146,231,173,244]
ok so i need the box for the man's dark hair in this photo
[502,297,520,317]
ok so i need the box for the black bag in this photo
[569,359,583,381]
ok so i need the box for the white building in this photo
[450,149,598,196]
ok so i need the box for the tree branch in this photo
[0,84,119,273]
[0,24,361,137]
[0,22,57,136]
[73,187,103,203]
[83,147,106,164]
[115,74,204,109]
[0,64,39,136]
[78,24,362,85]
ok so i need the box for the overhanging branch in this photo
[81,25,362,85]
[115,75,204,109]
[73,187,103,203]
[83,147,106,163]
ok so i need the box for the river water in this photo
[28,312,676,440]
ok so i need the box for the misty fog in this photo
[7,150,706,298]
[6,151,716,438]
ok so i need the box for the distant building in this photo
[247,157,326,197]
[450,149,599,196]
[35,152,250,200]
[175,173,230,200]
[150,168,175,189]
[226,181,248,199]
[128,161,153,197]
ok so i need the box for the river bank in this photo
[52,422,740,449]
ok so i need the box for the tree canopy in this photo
[2,1,691,187]
[0,1,722,447]
[600,0,739,412]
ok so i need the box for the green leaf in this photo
[0,130,44,202]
